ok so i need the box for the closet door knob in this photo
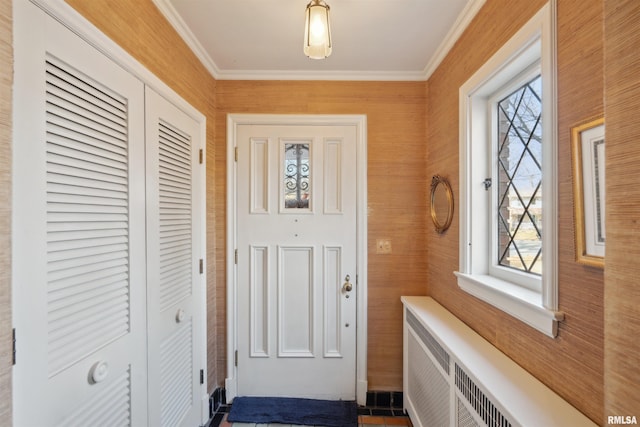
[176,309,186,323]
[89,361,109,384]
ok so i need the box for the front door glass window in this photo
[284,143,310,209]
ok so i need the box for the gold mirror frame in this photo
[430,175,454,234]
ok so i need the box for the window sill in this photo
[454,272,564,338]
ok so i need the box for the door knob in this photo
[342,274,353,292]
[89,360,109,384]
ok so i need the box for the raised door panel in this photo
[278,246,314,357]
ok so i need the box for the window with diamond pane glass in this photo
[497,75,542,275]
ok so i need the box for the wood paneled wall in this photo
[426,0,604,422]
[215,81,428,389]
[604,0,640,420]
[64,0,221,390]
[0,0,12,422]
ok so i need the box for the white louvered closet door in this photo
[13,2,147,426]
[145,88,203,427]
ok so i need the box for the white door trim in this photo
[13,0,209,423]
[226,114,368,405]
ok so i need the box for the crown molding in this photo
[215,68,428,82]
[421,0,487,80]
[151,0,222,79]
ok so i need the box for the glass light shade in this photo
[304,0,332,59]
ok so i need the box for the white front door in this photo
[235,123,358,399]
[145,88,205,426]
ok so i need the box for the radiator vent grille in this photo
[407,330,449,427]
[455,363,512,427]
[407,310,450,374]
[457,396,480,427]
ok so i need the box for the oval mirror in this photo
[430,175,454,234]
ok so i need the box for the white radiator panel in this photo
[406,310,449,374]
[402,297,597,427]
[406,329,450,427]
[455,363,511,427]
[405,304,511,427]
[457,396,480,427]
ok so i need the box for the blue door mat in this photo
[227,396,358,427]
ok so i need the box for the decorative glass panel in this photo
[496,75,542,275]
[284,143,310,209]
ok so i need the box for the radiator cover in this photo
[402,297,596,427]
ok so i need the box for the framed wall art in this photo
[571,117,605,267]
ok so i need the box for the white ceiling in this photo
[153,0,486,81]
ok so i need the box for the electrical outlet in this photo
[376,239,392,254]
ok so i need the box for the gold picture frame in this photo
[571,117,605,268]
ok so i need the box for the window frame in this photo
[488,65,543,291]
[456,1,563,338]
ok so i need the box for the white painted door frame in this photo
[226,114,368,405]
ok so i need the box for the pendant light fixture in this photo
[303,0,332,59]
